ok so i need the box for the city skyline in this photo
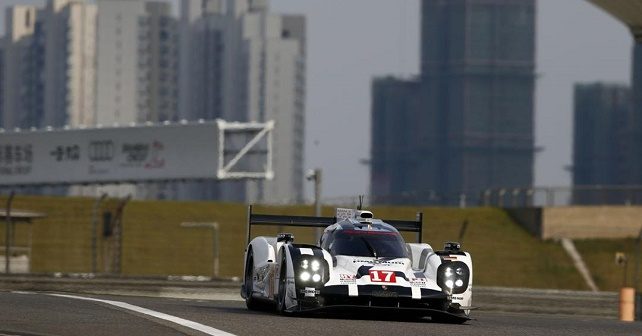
[0,0,306,204]
[0,0,634,201]
[272,0,632,201]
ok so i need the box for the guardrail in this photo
[475,286,619,318]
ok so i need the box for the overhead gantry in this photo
[590,0,642,41]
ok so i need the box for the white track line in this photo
[47,293,236,336]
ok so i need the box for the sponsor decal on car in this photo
[336,208,356,220]
[339,274,357,284]
[409,278,427,288]
[302,287,318,297]
[352,259,405,265]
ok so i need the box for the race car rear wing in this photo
[246,205,423,245]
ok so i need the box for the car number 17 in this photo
[369,270,396,283]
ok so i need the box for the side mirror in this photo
[277,233,294,243]
[444,241,461,253]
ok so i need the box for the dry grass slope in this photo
[370,205,586,290]
[575,239,642,291]
[0,195,595,290]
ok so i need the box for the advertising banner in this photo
[0,122,222,185]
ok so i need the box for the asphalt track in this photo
[1,291,640,336]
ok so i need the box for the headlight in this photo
[311,260,320,271]
[298,258,325,284]
[437,261,470,294]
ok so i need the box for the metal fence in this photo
[484,186,642,207]
[0,190,248,277]
[324,186,642,208]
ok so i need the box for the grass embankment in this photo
[371,206,586,290]
[0,195,588,290]
[575,239,642,291]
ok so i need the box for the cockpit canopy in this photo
[320,226,408,259]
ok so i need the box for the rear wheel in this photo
[244,250,259,310]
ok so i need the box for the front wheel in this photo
[276,253,290,314]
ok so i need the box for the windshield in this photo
[328,229,408,259]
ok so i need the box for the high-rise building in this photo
[631,44,642,185]
[2,5,45,129]
[371,0,536,205]
[96,0,178,125]
[0,38,4,129]
[572,83,631,204]
[370,77,424,204]
[178,0,306,204]
[2,0,96,129]
[95,0,179,199]
[43,0,97,127]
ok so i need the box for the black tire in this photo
[244,249,260,310]
[276,253,289,314]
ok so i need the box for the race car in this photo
[240,206,474,323]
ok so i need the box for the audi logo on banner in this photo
[88,140,115,162]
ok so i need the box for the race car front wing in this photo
[290,284,464,314]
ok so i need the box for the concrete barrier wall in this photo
[542,207,642,240]
[506,206,642,240]
[505,208,542,237]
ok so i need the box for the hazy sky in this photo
[0,0,634,201]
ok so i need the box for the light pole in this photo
[633,228,642,292]
[306,169,322,242]
[4,191,15,274]
[91,193,108,274]
[180,222,220,278]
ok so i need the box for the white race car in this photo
[241,207,474,323]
